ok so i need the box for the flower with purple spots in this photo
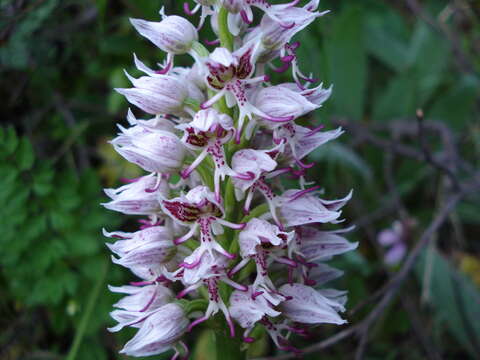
[103,1,359,358]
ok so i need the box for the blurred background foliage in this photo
[1,0,479,359]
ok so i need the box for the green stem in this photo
[218,176,237,248]
[196,161,215,191]
[192,41,210,57]
[224,178,237,223]
[184,299,208,314]
[214,331,246,360]
[240,203,269,224]
[217,7,234,51]
[215,96,232,117]
[66,260,109,360]
[184,97,201,112]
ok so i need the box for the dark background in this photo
[1,0,479,359]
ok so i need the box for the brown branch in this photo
[333,118,425,161]
[334,117,474,175]
[416,109,461,190]
[253,325,360,360]
[352,177,476,358]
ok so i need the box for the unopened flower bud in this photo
[130,16,198,55]
[254,85,318,128]
[109,284,173,314]
[116,74,188,116]
[278,189,352,227]
[120,303,189,357]
[102,175,168,215]
[104,226,177,271]
[279,283,347,325]
[111,127,185,174]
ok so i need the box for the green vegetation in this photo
[1,0,479,359]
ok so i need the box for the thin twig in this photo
[416,109,460,190]
[65,261,109,360]
[352,189,466,359]
[334,118,425,162]
[253,325,360,360]
[335,118,474,175]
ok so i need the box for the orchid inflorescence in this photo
[102,1,358,358]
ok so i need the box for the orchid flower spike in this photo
[104,1,359,357]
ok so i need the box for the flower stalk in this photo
[218,6,234,51]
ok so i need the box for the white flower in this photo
[253,85,318,129]
[111,125,185,174]
[278,188,352,227]
[130,16,197,55]
[116,73,188,116]
[177,109,236,201]
[238,218,292,258]
[274,123,342,168]
[296,226,358,262]
[229,286,281,330]
[102,174,168,215]
[107,284,174,332]
[200,45,291,141]
[231,147,277,200]
[130,15,198,73]
[279,283,347,325]
[104,226,177,273]
[119,303,189,357]
[161,186,244,261]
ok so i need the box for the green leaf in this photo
[3,185,29,219]
[416,249,480,356]
[309,142,372,181]
[24,214,48,241]
[3,126,19,155]
[295,27,327,79]
[33,166,55,196]
[17,137,35,170]
[373,74,416,121]
[0,164,19,204]
[28,273,66,306]
[55,184,81,211]
[50,210,75,231]
[407,22,449,105]
[365,11,409,72]
[325,6,367,119]
[76,339,108,360]
[66,233,101,256]
[0,0,59,69]
[429,74,479,131]
[193,330,245,360]
[457,201,480,224]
